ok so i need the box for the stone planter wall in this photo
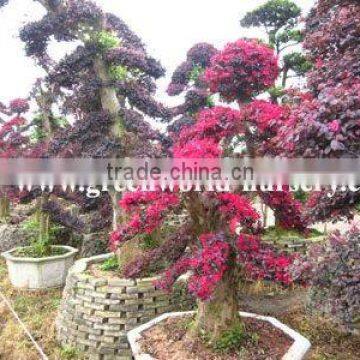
[264,235,326,254]
[56,254,194,360]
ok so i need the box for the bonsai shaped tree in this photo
[0,0,171,251]
[241,0,311,98]
[111,39,299,342]
[166,41,310,234]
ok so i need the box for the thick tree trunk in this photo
[36,193,51,253]
[194,265,241,342]
[93,57,125,138]
[109,189,122,231]
[36,86,55,137]
[0,196,10,221]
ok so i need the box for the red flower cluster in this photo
[204,39,278,102]
[187,233,230,300]
[157,233,230,301]
[110,191,180,250]
[176,106,243,145]
[9,98,29,114]
[172,106,244,159]
[260,189,308,232]
[242,100,285,134]
[0,116,28,158]
[0,116,26,137]
[237,234,294,285]
[217,193,260,233]
[173,138,222,158]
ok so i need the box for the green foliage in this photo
[20,217,63,257]
[240,0,301,31]
[53,115,69,128]
[276,29,304,45]
[108,65,128,81]
[214,323,250,352]
[268,85,285,100]
[205,96,215,108]
[294,189,309,204]
[283,51,312,76]
[263,226,323,243]
[355,201,360,213]
[139,233,160,250]
[100,255,120,271]
[30,114,69,142]
[94,31,120,51]
[189,65,204,82]
[59,345,81,360]
[22,217,62,240]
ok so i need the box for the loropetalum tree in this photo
[240,0,311,98]
[293,226,360,333]
[275,0,360,222]
[0,99,30,221]
[111,39,299,340]
[166,40,309,233]
[0,0,172,240]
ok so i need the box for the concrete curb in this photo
[128,311,311,360]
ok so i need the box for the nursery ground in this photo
[239,283,360,360]
[0,259,84,360]
[0,260,358,359]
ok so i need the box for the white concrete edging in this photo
[1,245,79,289]
[128,311,311,360]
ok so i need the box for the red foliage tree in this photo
[112,39,298,340]
[274,0,360,222]
[0,99,30,220]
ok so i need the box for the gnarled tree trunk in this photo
[195,264,241,342]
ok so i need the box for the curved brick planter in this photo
[56,254,194,360]
[128,311,312,360]
[264,235,326,254]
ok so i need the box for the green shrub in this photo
[100,256,120,271]
[95,31,120,50]
[214,323,248,352]
[108,65,128,81]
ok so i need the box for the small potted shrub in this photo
[2,194,79,289]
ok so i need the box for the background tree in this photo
[273,0,360,221]
[0,0,172,241]
[241,0,311,98]
[293,225,360,334]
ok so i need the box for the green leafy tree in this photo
[241,0,311,92]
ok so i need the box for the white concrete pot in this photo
[128,311,311,360]
[1,245,78,289]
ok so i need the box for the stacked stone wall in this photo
[56,254,194,360]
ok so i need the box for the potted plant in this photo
[2,193,79,289]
